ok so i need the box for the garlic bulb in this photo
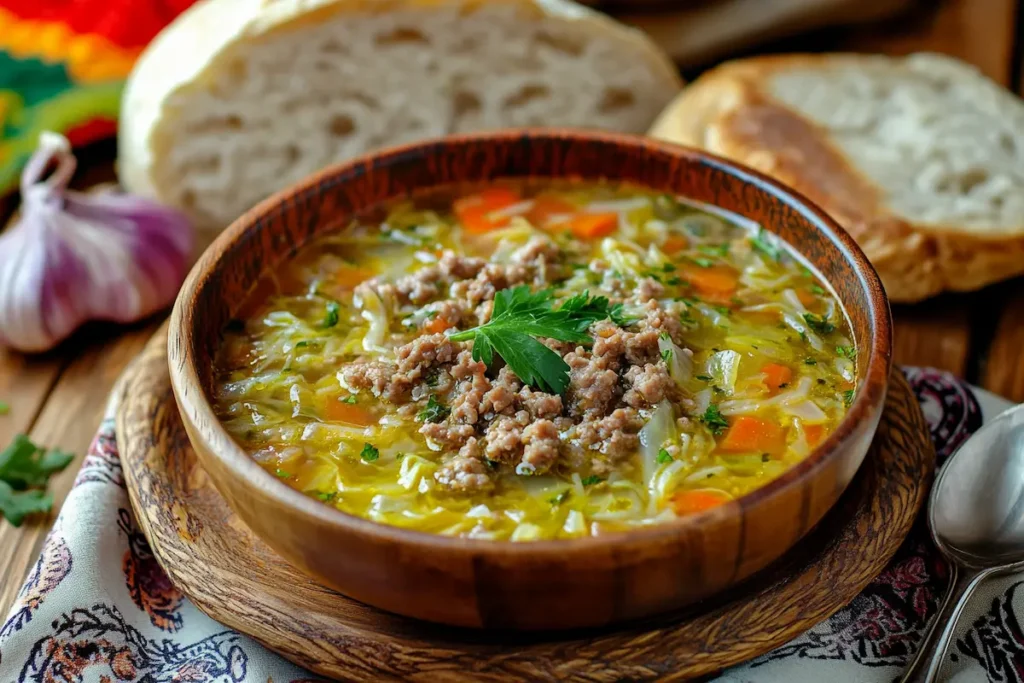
[0,132,193,352]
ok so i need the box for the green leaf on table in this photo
[0,434,74,526]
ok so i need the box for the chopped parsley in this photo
[417,395,450,423]
[581,475,604,486]
[0,435,74,527]
[804,357,818,366]
[549,489,572,506]
[359,443,379,462]
[315,491,337,502]
[751,228,781,261]
[322,301,340,328]
[449,287,615,394]
[661,348,673,363]
[803,313,835,334]
[836,345,856,360]
[695,374,713,381]
[843,389,856,407]
[690,257,715,268]
[341,395,358,404]
[275,469,291,478]
[713,305,731,316]
[666,277,683,286]
[295,341,309,349]
[484,459,500,471]
[656,448,673,464]
[698,243,730,258]
[810,285,826,295]
[662,262,677,272]
[610,302,640,327]
[700,405,729,435]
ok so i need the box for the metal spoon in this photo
[901,403,1024,683]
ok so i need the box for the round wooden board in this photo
[116,328,935,682]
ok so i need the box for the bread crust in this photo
[118,0,682,230]
[649,54,1024,303]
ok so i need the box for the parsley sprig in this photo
[0,435,74,527]
[449,286,613,394]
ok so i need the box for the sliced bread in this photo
[649,53,1024,302]
[118,0,682,231]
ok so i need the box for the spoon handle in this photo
[900,565,991,683]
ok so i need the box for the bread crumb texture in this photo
[123,0,680,229]
[650,53,1024,302]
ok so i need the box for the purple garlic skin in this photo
[0,132,194,353]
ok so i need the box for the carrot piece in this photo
[681,265,739,299]
[719,416,786,456]
[525,195,576,228]
[804,424,826,448]
[761,363,793,393]
[454,187,523,234]
[324,400,377,426]
[671,489,730,516]
[565,212,619,240]
[334,265,374,290]
[424,316,453,334]
[796,288,818,307]
[662,235,689,254]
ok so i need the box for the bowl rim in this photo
[169,128,892,558]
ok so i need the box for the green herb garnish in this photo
[662,262,677,273]
[295,341,309,349]
[0,435,74,527]
[698,244,730,258]
[341,395,358,404]
[690,257,715,268]
[549,489,572,506]
[581,475,604,486]
[843,389,855,407]
[323,301,340,328]
[610,302,640,327]
[315,491,337,502]
[695,374,712,381]
[360,443,379,462]
[656,448,673,464]
[275,469,291,478]
[804,357,818,366]
[836,345,856,360]
[803,313,835,334]
[417,395,451,423]
[449,286,613,394]
[751,228,780,261]
[810,285,826,295]
[700,405,729,435]
[661,348,673,363]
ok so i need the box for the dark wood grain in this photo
[118,326,933,681]
[166,130,891,630]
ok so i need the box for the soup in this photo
[213,182,856,541]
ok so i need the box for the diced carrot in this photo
[804,424,826,448]
[662,235,689,254]
[761,363,793,393]
[324,400,377,426]
[525,195,576,228]
[565,212,619,240]
[796,288,818,306]
[681,265,739,299]
[671,489,730,516]
[454,188,522,233]
[424,316,453,334]
[335,265,374,290]
[719,416,787,456]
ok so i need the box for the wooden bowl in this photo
[168,130,892,631]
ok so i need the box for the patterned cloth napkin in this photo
[0,367,1018,683]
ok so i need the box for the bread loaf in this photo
[118,0,682,231]
[649,53,1024,302]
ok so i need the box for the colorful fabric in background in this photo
[0,0,198,195]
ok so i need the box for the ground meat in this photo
[438,252,486,280]
[451,383,487,425]
[475,300,494,325]
[459,437,483,460]
[451,350,487,381]
[435,455,494,493]
[340,361,391,396]
[636,277,665,303]
[484,417,524,464]
[511,236,561,267]
[395,266,442,305]
[623,363,677,407]
[639,301,687,346]
[574,408,644,461]
[420,421,475,449]
[565,348,622,418]
[519,387,562,419]
[424,300,468,329]
[624,329,661,366]
[519,420,560,474]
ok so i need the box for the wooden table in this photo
[1,0,1022,618]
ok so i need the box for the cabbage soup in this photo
[214,182,857,541]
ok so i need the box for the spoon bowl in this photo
[903,403,1024,682]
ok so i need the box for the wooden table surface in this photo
[1,0,1022,618]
